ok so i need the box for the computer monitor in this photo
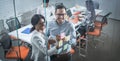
[66,9,72,17]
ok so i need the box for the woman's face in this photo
[36,18,45,31]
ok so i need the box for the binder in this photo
[21,28,31,34]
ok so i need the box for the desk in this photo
[69,6,102,26]
[9,24,33,44]
[70,6,102,15]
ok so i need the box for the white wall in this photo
[0,0,41,29]
[97,0,120,20]
[0,0,120,29]
[0,0,41,20]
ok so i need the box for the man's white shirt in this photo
[37,4,55,21]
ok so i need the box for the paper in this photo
[58,35,71,53]
[59,40,63,47]
[60,33,65,39]
[64,35,70,41]
[63,44,68,50]
[58,35,70,47]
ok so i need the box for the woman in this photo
[30,14,59,61]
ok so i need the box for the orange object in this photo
[94,21,107,28]
[0,32,30,60]
[6,46,29,60]
[73,11,81,15]
[70,48,75,54]
[70,15,79,24]
[87,27,101,36]
[94,21,102,28]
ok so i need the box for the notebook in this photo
[21,28,31,34]
[57,35,70,54]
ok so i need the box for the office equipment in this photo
[6,17,21,32]
[93,1,99,9]
[95,12,112,28]
[86,0,96,22]
[88,12,112,48]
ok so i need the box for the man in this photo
[47,4,76,61]
[37,0,55,22]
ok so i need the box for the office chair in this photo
[6,17,21,32]
[0,31,30,61]
[0,19,9,37]
[95,12,112,28]
[93,1,99,9]
[87,12,112,48]
[55,3,63,7]
[0,19,5,32]
[86,0,96,23]
[87,25,102,36]
[87,23,102,48]
[0,19,8,34]
[0,20,8,46]
[75,22,89,57]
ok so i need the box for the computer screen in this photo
[66,9,72,17]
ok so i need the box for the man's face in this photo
[55,8,66,24]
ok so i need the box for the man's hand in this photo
[56,35,61,41]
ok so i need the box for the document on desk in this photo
[21,28,31,34]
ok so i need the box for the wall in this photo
[0,0,120,20]
[0,0,120,29]
[98,0,120,20]
[0,0,41,29]
[52,0,120,20]
[0,0,41,20]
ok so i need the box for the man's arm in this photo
[69,23,77,46]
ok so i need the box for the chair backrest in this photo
[101,12,112,25]
[6,17,21,32]
[0,19,5,33]
[85,0,96,22]
[0,31,12,53]
[55,3,63,7]
[93,1,99,9]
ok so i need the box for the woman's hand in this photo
[48,38,56,44]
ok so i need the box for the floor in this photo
[72,18,120,61]
[0,18,120,61]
